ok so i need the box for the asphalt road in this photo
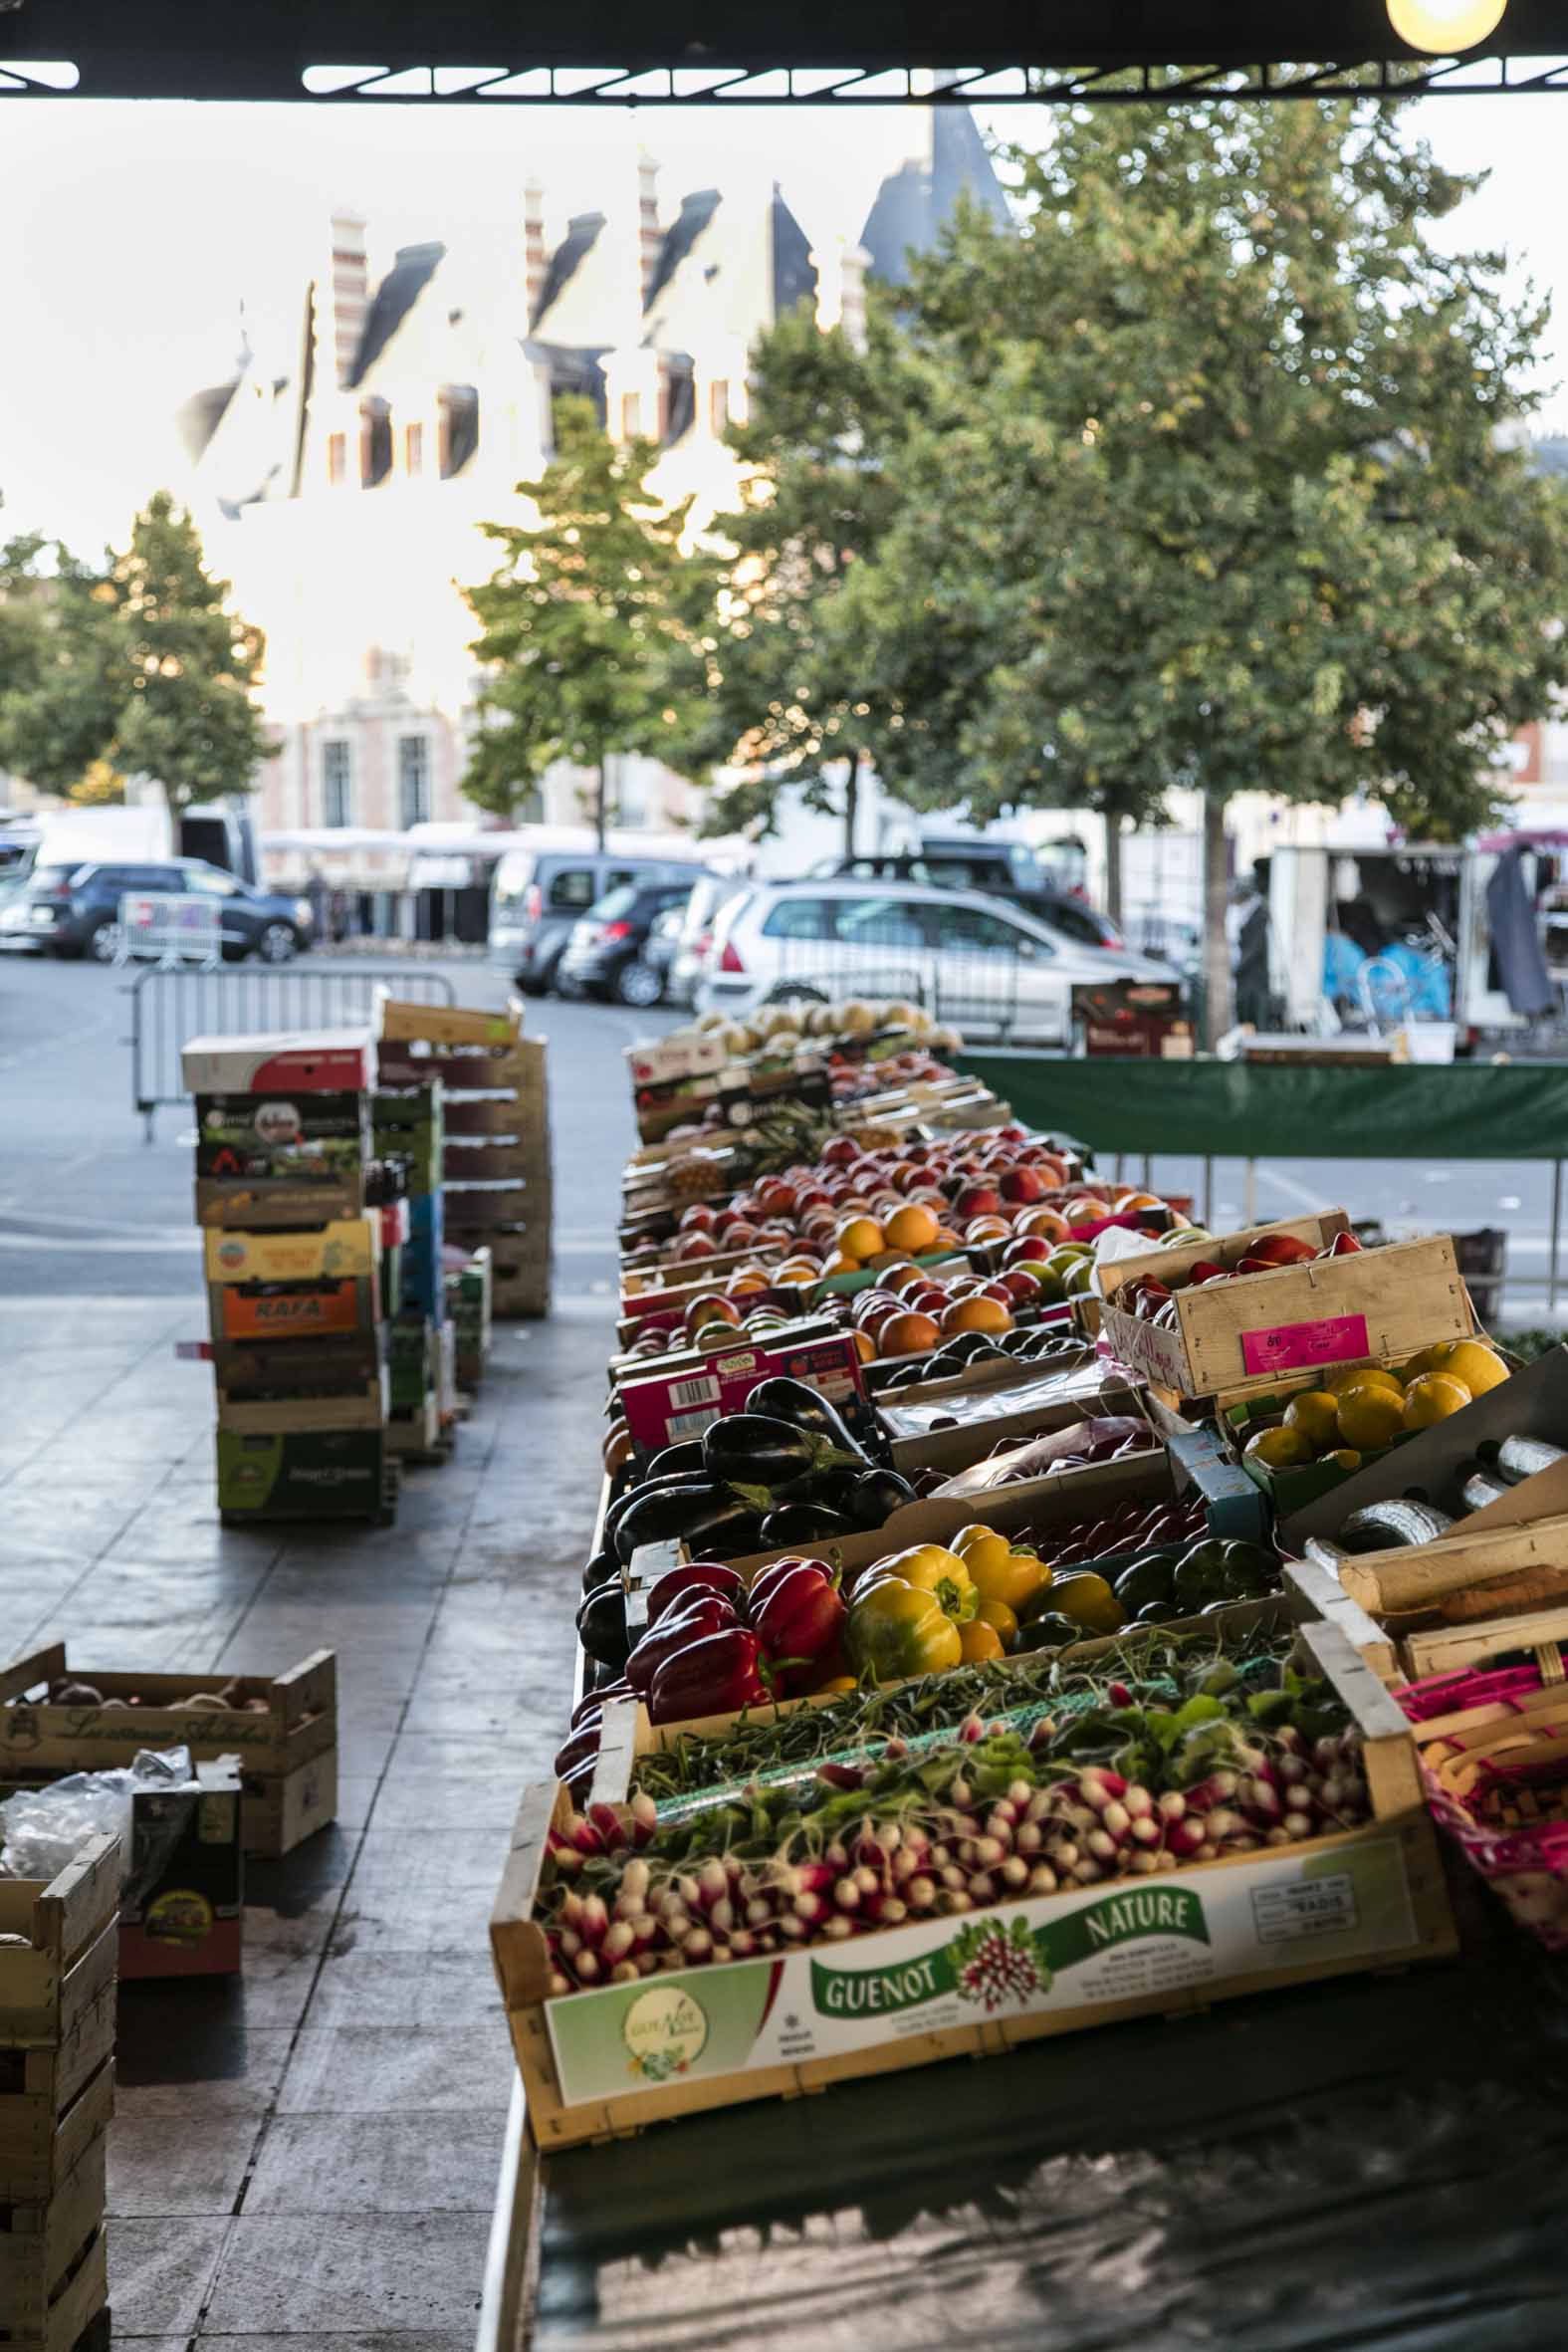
[0,950,1562,1327]
[0,950,673,1300]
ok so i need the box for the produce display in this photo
[1118,1226,1362,1331]
[538,1629,1376,1996]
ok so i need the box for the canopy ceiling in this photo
[6,0,1568,103]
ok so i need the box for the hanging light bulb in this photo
[1387,0,1509,53]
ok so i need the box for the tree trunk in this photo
[1202,786,1232,1047]
[1102,810,1124,926]
[592,759,606,852]
[843,758,860,861]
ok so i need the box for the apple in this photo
[980,1280,1016,1306]
[1325,1231,1364,1257]
[1004,1236,1052,1267]
[820,1135,859,1167]
[955,1185,1004,1222]
[678,1204,716,1233]
[998,1268,1043,1304]
[673,1232,718,1262]
[998,1166,1047,1206]
[1246,1234,1318,1267]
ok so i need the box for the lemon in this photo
[1397,1345,1450,1381]
[1323,1364,1404,1399]
[1336,1387,1407,1450]
[1403,1371,1473,1430]
[1283,1389,1341,1450]
[1244,1425,1312,1470]
[1323,1448,1363,1471]
[1428,1340,1509,1397]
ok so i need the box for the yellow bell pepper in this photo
[869,1542,978,1625]
[974,1595,1018,1647]
[959,1535,1050,1614]
[846,1579,964,1681]
[1048,1571,1124,1635]
[959,1618,1006,1663]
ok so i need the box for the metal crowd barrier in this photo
[127,962,456,1138]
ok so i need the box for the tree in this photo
[682,301,928,856]
[107,493,269,819]
[0,530,122,800]
[464,397,713,844]
[849,101,1568,1031]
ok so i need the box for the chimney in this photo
[523,180,548,326]
[329,208,368,387]
[637,150,662,307]
[839,242,869,349]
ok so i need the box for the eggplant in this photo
[744,1376,872,1459]
[702,1414,821,1485]
[602,1469,709,1553]
[611,1481,766,1566]
[759,1501,856,1546]
[847,1467,918,1529]
[576,1580,630,1670]
[581,1545,618,1595]
[645,1438,708,1483]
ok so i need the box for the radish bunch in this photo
[538,1710,1372,1998]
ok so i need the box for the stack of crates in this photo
[446,1246,492,1393]
[183,1028,399,1526]
[0,1835,117,2352]
[373,1078,447,1457]
[377,996,552,1320]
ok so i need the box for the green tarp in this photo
[955,1052,1568,1161]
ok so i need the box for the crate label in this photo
[220,1284,364,1340]
[546,1838,1418,2102]
[619,1331,865,1456]
[1240,1311,1369,1378]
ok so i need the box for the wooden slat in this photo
[490,1785,564,2014]
[0,2057,114,2205]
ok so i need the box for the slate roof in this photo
[860,107,1011,285]
[350,241,446,382]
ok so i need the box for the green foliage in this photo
[0,494,266,816]
[464,397,715,838]
[837,102,1568,1024]
[108,492,268,817]
[681,301,928,842]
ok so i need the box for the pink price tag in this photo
[1240,1311,1370,1378]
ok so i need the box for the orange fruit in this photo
[850,1327,877,1364]
[886,1263,932,1294]
[879,1310,942,1357]
[940,1294,1013,1336]
[835,1215,885,1263]
[884,1202,941,1255]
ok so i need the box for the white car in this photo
[696,878,1177,1045]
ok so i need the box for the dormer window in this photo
[360,397,392,487]
[437,385,479,477]
[405,422,424,477]
[620,392,642,441]
[328,432,347,485]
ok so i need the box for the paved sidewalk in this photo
[0,1292,605,2347]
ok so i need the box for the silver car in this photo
[696,877,1177,1045]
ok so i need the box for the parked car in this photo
[812,847,1124,951]
[557,877,711,1006]
[660,874,749,1009]
[697,878,1173,1045]
[0,857,313,962]
[641,900,689,1003]
[489,844,712,994]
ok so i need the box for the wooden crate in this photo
[0,1841,118,2057]
[0,1646,336,1859]
[1098,1215,1474,1404]
[1335,1512,1568,1682]
[0,1997,115,2209]
[0,2129,108,2346]
[492,1621,1455,2151]
[376,997,524,1048]
[488,1232,552,1321]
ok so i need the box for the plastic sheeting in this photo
[954,1053,1568,1163]
[531,1879,1568,2349]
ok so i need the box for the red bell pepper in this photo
[648,1627,771,1726]
[644,1561,747,1624]
[750,1563,847,1692]
[625,1595,738,1695]
[746,1554,833,1620]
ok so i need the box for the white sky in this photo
[0,91,1564,555]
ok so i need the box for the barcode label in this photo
[668,1375,721,1409]
[665,1408,719,1441]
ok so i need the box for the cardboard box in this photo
[617,1324,867,1457]
[180,1029,376,1096]
[402,1193,445,1317]
[217,1428,394,1523]
[1277,1344,1568,1556]
[376,996,522,1048]
[1099,1215,1473,1403]
[373,1084,445,1192]
[205,1215,381,1345]
[625,1033,728,1088]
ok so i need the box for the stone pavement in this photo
[0,1290,605,2347]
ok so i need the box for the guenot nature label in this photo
[546,1838,1418,2103]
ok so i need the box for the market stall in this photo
[478,997,1568,2348]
